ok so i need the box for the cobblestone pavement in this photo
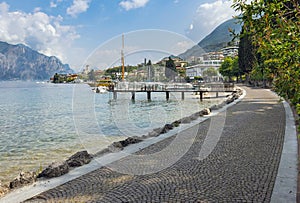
[25,86,285,202]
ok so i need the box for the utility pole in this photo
[121,34,125,81]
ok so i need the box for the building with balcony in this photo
[221,46,239,58]
[185,59,223,82]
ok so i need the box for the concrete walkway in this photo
[1,86,297,202]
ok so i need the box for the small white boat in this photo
[94,86,107,93]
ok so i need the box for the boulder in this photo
[141,134,148,139]
[231,93,238,100]
[180,117,191,124]
[190,112,200,120]
[120,137,142,147]
[0,182,9,197]
[210,104,219,111]
[226,96,234,104]
[198,111,204,117]
[221,101,227,107]
[164,124,174,131]
[66,150,92,167]
[156,124,174,134]
[153,128,163,133]
[9,171,37,189]
[108,141,124,152]
[37,161,69,178]
[148,130,160,137]
[201,108,211,115]
[148,128,164,136]
[171,120,181,127]
[108,137,143,152]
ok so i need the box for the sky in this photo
[0,0,238,71]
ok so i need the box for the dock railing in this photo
[114,82,195,92]
[108,82,235,101]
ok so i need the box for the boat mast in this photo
[121,34,125,81]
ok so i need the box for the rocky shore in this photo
[0,88,243,198]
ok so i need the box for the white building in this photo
[186,59,223,82]
[221,46,239,58]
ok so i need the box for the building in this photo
[94,70,105,78]
[185,59,223,82]
[157,56,188,68]
[202,52,224,60]
[82,65,90,74]
[221,46,239,58]
[187,56,203,65]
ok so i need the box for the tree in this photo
[178,68,186,78]
[147,60,152,66]
[203,67,218,77]
[53,73,59,83]
[88,69,95,81]
[233,0,300,129]
[165,57,177,81]
[238,27,257,81]
[232,56,240,81]
[146,60,154,81]
[219,57,234,81]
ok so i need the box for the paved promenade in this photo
[14,87,298,202]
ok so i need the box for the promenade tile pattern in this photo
[25,87,285,202]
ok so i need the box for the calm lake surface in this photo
[0,81,225,184]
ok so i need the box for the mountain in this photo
[179,18,242,60]
[0,41,74,80]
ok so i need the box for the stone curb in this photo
[271,100,297,202]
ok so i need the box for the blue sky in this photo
[0,0,238,70]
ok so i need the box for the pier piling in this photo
[147,91,151,101]
[166,91,170,101]
[131,92,135,100]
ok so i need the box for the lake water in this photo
[0,81,225,184]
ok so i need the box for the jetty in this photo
[109,82,236,101]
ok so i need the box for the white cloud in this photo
[0,2,8,13]
[172,40,194,53]
[50,2,57,8]
[119,0,149,11]
[67,0,91,17]
[0,2,80,66]
[187,0,238,42]
[85,30,196,69]
[34,7,42,12]
[50,0,63,8]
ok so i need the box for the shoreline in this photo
[0,91,224,182]
[0,88,244,199]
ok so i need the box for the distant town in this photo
[50,43,239,85]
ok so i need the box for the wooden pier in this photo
[108,82,236,101]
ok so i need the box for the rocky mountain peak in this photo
[0,41,74,80]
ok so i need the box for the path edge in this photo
[271,100,298,202]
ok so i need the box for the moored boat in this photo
[93,86,107,93]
